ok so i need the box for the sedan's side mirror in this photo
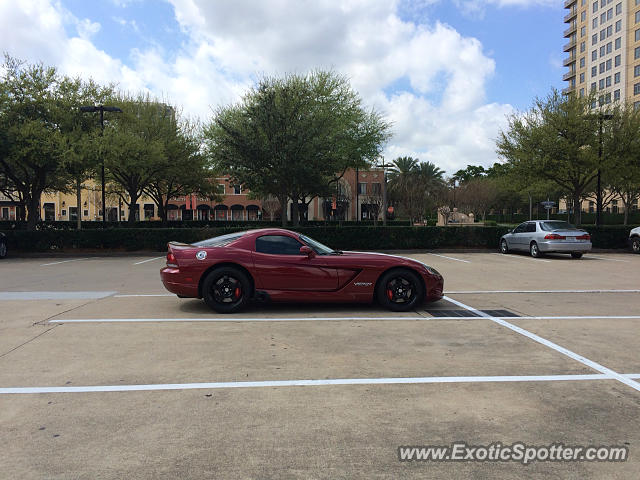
[300,245,316,258]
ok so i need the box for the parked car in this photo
[160,228,444,313]
[630,226,640,254]
[0,232,6,259]
[499,220,591,259]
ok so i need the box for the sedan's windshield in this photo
[299,234,336,255]
[540,221,576,231]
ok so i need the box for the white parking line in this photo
[446,289,640,294]
[490,253,552,263]
[425,253,471,263]
[5,373,640,394]
[50,316,433,323]
[40,258,90,266]
[133,256,164,265]
[443,296,640,393]
[113,294,174,297]
[0,291,116,301]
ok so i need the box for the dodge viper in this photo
[160,228,444,313]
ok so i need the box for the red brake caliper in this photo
[234,287,242,299]
[387,289,393,300]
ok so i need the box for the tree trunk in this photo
[128,193,139,224]
[26,195,40,231]
[572,192,581,225]
[279,194,288,227]
[76,178,82,230]
[158,202,167,227]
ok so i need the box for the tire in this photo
[571,252,583,259]
[500,239,509,254]
[632,237,640,254]
[376,269,424,312]
[530,242,542,258]
[0,240,6,259]
[202,266,251,313]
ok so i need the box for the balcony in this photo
[564,0,576,8]
[564,23,577,38]
[562,86,575,95]
[563,39,577,52]
[563,55,576,66]
[564,10,577,23]
[563,70,577,81]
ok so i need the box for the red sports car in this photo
[160,228,444,313]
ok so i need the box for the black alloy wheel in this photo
[377,269,424,312]
[202,267,251,313]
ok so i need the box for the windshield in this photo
[540,221,576,231]
[193,232,245,247]
[299,234,336,255]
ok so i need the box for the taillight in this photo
[166,251,178,267]
[576,234,590,240]
[544,234,565,240]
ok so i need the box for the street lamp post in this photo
[377,157,390,226]
[80,105,122,226]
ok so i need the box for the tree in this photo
[101,95,169,223]
[455,177,498,222]
[388,157,445,222]
[604,102,640,225]
[143,117,218,225]
[204,70,390,226]
[0,56,69,230]
[496,89,601,225]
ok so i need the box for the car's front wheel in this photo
[530,242,543,258]
[632,237,640,254]
[202,266,251,313]
[0,240,6,259]
[377,269,424,312]
[500,239,509,254]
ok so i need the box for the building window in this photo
[593,33,598,45]
[580,57,585,68]
[358,183,367,195]
[217,184,225,194]
[600,45,605,56]
[233,185,241,195]
[635,101,640,110]
[606,25,612,37]
[615,37,621,49]
[636,47,640,59]
[614,54,621,66]
[635,65,640,77]
[591,82,597,91]
[589,201,595,213]
[612,200,618,214]
[580,88,585,96]
[615,2,621,14]
[600,29,605,41]
[636,29,640,41]
[582,11,587,21]
[606,59,612,70]
[592,50,597,61]
[592,66,598,77]
[593,1,598,12]
[634,83,640,95]
[581,41,586,52]
[615,19,621,32]
[614,72,620,83]
[607,7,612,20]
[599,62,605,73]
[637,10,640,23]
[580,72,585,83]
[599,79,605,89]
[606,75,612,87]
[614,89,620,101]
[601,0,606,7]
[371,183,382,195]
[593,17,598,28]
[607,41,612,53]
[601,12,606,23]
[580,26,586,37]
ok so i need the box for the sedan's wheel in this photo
[202,267,251,313]
[377,269,424,312]
[571,252,583,259]
[632,238,640,254]
[0,241,6,259]
[530,242,542,258]
[500,239,509,254]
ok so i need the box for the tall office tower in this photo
[564,0,640,107]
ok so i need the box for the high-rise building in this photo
[564,0,640,107]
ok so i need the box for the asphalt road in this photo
[0,250,639,479]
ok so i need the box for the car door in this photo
[252,234,338,291]
[509,222,528,250]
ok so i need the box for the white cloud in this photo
[0,0,519,173]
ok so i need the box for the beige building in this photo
[563,0,640,105]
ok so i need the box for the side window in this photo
[513,223,527,234]
[256,235,304,255]
[525,223,537,233]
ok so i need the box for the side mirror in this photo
[300,245,315,258]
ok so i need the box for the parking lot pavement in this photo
[0,251,639,479]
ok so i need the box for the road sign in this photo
[540,201,556,210]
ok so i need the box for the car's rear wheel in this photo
[377,269,424,312]
[0,240,6,259]
[632,237,640,254]
[571,252,583,259]
[500,239,509,254]
[202,266,251,313]
[530,242,542,258]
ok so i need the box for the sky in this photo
[0,0,565,174]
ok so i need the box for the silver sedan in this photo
[499,220,592,259]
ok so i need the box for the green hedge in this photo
[1,225,634,252]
